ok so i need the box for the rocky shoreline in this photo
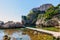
[0,21,25,29]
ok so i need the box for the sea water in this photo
[0,30,31,40]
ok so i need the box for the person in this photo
[3,35,11,40]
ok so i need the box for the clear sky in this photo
[0,0,60,22]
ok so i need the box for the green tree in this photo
[44,6,54,20]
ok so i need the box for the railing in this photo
[26,27,60,40]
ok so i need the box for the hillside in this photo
[22,4,60,28]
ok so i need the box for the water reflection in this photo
[0,29,31,40]
[0,30,4,40]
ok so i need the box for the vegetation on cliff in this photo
[22,4,60,28]
[44,4,60,20]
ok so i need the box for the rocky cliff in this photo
[22,4,60,28]
[36,4,60,28]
